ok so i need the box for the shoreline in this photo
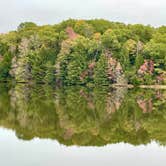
[112,84,166,89]
[1,81,166,89]
[139,85,166,89]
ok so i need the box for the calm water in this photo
[0,84,166,166]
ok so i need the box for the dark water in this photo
[0,84,166,166]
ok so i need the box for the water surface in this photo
[0,84,166,166]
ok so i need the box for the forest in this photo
[0,19,166,86]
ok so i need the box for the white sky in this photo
[1,128,166,166]
[0,0,166,32]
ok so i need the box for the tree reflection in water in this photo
[0,84,166,146]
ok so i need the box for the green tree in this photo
[94,54,109,85]
[74,20,94,38]
[101,29,121,52]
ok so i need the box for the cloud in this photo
[0,0,165,32]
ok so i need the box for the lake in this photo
[0,84,166,166]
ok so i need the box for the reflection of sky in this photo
[0,128,166,166]
[0,0,166,32]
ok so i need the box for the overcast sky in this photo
[0,0,166,32]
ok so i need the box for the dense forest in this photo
[0,19,166,86]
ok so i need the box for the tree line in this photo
[0,19,166,85]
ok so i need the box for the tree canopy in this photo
[0,19,165,85]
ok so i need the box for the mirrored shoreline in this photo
[0,83,165,147]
